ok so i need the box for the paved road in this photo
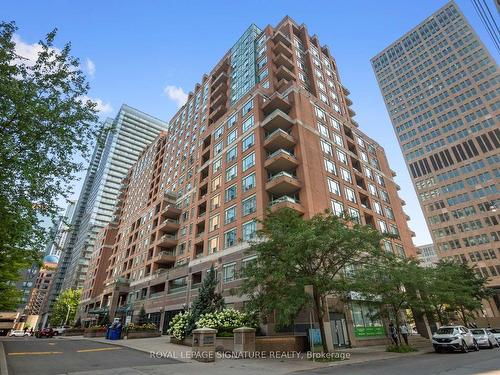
[2,337,180,375]
[294,347,500,375]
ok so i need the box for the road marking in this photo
[48,343,56,346]
[77,347,122,353]
[7,352,63,356]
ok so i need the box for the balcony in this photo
[209,104,227,124]
[157,234,178,247]
[164,190,177,202]
[212,71,228,88]
[262,94,291,116]
[269,195,304,214]
[159,218,179,232]
[272,31,292,48]
[348,107,356,117]
[153,250,176,264]
[162,204,181,219]
[266,172,301,195]
[273,41,293,58]
[210,83,227,102]
[261,109,295,132]
[274,53,294,71]
[168,285,188,294]
[275,65,295,82]
[212,59,229,78]
[264,129,295,152]
[264,149,299,173]
[345,97,353,106]
[342,85,350,96]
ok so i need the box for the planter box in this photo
[84,329,107,337]
[64,330,84,336]
[126,330,161,339]
[255,335,308,353]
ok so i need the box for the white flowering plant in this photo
[167,311,191,340]
[195,308,257,334]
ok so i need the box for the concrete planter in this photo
[126,330,161,339]
[83,329,107,337]
[63,329,84,336]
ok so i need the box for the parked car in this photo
[8,330,29,337]
[52,326,70,336]
[471,328,500,348]
[36,328,54,338]
[487,328,500,344]
[432,325,478,352]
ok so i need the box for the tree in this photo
[0,22,101,308]
[240,208,385,353]
[50,288,81,326]
[350,254,427,343]
[421,261,491,326]
[137,305,147,324]
[186,265,225,334]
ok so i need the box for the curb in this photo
[0,342,9,375]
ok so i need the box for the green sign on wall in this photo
[354,326,385,337]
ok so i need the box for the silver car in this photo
[471,328,500,348]
[432,325,478,352]
[487,328,500,344]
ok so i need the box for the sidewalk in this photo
[59,335,433,375]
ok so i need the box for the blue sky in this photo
[4,0,499,245]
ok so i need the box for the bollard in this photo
[233,327,256,356]
[192,327,217,362]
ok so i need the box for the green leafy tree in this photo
[0,21,101,309]
[50,288,82,326]
[240,208,385,353]
[186,265,225,334]
[137,305,147,324]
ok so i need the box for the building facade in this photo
[80,17,416,348]
[372,1,500,316]
[416,243,439,268]
[41,106,167,326]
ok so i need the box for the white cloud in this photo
[85,58,96,77]
[13,34,59,66]
[163,85,188,108]
[79,95,113,114]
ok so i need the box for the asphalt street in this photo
[295,346,500,375]
[2,337,180,375]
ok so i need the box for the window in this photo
[215,141,223,155]
[226,165,237,181]
[321,140,333,155]
[243,115,254,132]
[242,99,253,116]
[224,205,237,224]
[385,207,395,220]
[333,133,343,147]
[225,185,237,202]
[209,214,220,232]
[208,236,219,253]
[210,194,220,210]
[242,152,255,172]
[242,133,254,151]
[227,129,237,145]
[327,178,340,195]
[242,173,256,192]
[345,187,356,203]
[214,126,224,140]
[315,106,326,121]
[331,199,344,216]
[242,195,257,216]
[378,220,388,233]
[223,263,236,283]
[360,151,368,162]
[375,173,385,187]
[368,183,378,196]
[226,146,237,163]
[211,175,221,191]
[330,116,341,130]
[340,168,352,183]
[318,123,329,138]
[373,201,383,215]
[213,158,222,173]
[348,207,360,223]
[242,220,257,241]
[324,158,337,174]
[364,167,373,179]
[227,113,237,129]
[389,224,399,236]
[336,150,348,164]
[224,228,237,248]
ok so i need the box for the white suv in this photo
[432,325,479,353]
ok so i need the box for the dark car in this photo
[36,328,54,338]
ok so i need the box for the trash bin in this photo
[106,327,111,339]
[108,327,122,340]
[192,327,217,362]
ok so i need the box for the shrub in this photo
[86,325,107,332]
[126,322,157,332]
[196,308,257,334]
[386,345,418,353]
[167,311,191,340]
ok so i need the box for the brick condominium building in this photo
[80,16,416,348]
[372,1,500,316]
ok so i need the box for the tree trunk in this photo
[393,305,402,345]
[459,306,468,326]
[435,306,443,326]
[313,290,329,353]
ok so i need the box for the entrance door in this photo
[329,312,350,347]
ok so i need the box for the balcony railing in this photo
[270,195,299,206]
[269,171,296,181]
[267,148,295,160]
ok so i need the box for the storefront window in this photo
[350,301,385,337]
